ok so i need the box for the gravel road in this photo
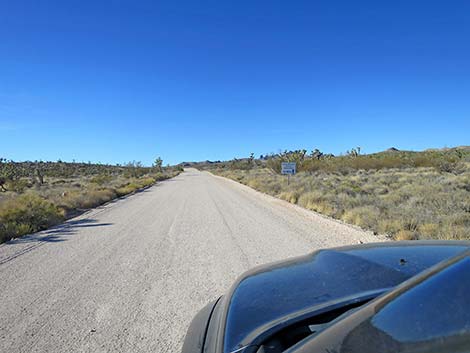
[0,169,382,353]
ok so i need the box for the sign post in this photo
[281,162,296,185]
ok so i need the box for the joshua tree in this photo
[249,152,255,166]
[0,158,22,190]
[35,167,44,185]
[153,157,163,172]
[347,147,361,158]
[311,148,324,160]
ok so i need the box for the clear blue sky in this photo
[1,1,469,165]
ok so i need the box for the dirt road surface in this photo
[0,169,382,353]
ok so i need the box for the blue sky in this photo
[1,1,469,165]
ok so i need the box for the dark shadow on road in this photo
[6,218,113,245]
[0,218,113,265]
[134,187,155,193]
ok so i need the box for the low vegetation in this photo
[0,159,182,243]
[205,147,470,241]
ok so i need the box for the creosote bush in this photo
[0,194,64,243]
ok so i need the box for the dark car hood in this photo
[294,248,470,353]
[221,241,469,353]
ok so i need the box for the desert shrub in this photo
[116,185,135,197]
[247,179,264,190]
[309,201,336,216]
[137,177,156,187]
[6,179,30,193]
[395,230,418,241]
[122,162,147,178]
[0,194,64,242]
[153,172,169,181]
[90,174,113,186]
[114,176,156,196]
[438,224,470,240]
[418,223,440,238]
[229,158,255,170]
[436,161,466,174]
[341,206,381,229]
[278,191,300,204]
[377,219,404,236]
[297,191,324,209]
[60,188,117,210]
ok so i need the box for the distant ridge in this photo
[424,146,470,152]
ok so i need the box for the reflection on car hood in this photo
[223,242,469,353]
[294,249,470,353]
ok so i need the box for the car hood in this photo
[221,241,470,353]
